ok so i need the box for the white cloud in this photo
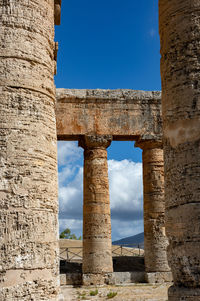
[111,219,143,242]
[59,218,83,239]
[59,166,83,218]
[108,160,143,221]
[57,141,82,166]
[59,165,77,185]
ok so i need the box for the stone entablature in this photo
[56,89,162,142]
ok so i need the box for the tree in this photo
[59,228,81,240]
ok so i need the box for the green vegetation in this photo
[89,289,98,296]
[77,291,86,300]
[107,291,117,299]
[60,228,81,240]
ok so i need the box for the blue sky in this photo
[55,0,160,90]
[55,0,161,241]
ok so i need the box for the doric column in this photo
[79,135,114,285]
[136,141,171,283]
[159,1,200,299]
[0,1,59,300]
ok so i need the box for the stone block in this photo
[146,272,173,284]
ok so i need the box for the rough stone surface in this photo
[56,89,162,141]
[60,272,145,286]
[54,0,62,26]
[0,0,59,300]
[136,142,171,283]
[79,135,113,285]
[159,0,200,299]
[146,272,173,284]
[114,272,145,284]
[60,284,170,301]
[3,0,199,299]
[82,273,115,286]
[168,286,200,301]
[60,273,82,286]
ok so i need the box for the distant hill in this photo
[113,232,144,249]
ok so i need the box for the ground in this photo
[60,283,169,301]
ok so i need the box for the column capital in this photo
[135,139,163,150]
[79,135,112,150]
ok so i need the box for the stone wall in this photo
[0,1,59,300]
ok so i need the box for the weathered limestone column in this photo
[0,1,60,300]
[79,135,114,285]
[159,1,200,299]
[136,141,171,283]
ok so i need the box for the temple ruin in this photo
[0,0,200,300]
[56,88,171,285]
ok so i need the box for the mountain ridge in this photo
[113,232,144,248]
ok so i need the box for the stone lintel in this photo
[54,0,62,25]
[56,89,162,141]
[79,135,112,150]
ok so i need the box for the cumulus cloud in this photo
[59,166,83,220]
[58,141,83,220]
[57,141,82,166]
[111,219,144,241]
[108,159,143,221]
[58,142,144,240]
[59,218,83,239]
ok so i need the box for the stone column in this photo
[0,1,59,300]
[159,1,200,299]
[136,141,171,283]
[79,135,114,285]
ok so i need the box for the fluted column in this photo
[136,141,171,283]
[79,135,114,285]
[159,1,200,299]
[0,1,59,300]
